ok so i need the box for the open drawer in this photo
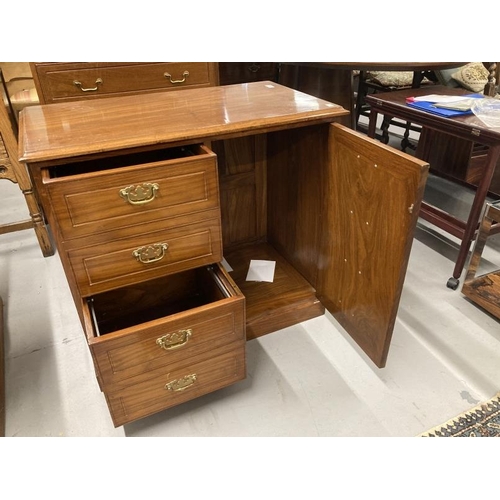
[81,262,246,426]
[42,144,219,241]
[82,262,245,390]
[83,264,245,406]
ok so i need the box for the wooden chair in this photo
[0,68,53,257]
[484,62,499,96]
[355,69,437,151]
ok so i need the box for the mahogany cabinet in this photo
[19,82,428,426]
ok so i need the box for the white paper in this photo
[245,260,276,282]
[413,95,476,103]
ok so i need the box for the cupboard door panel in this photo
[319,124,429,368]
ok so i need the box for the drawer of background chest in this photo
[104,342,246,427]
[34,62,213,102]
[42,144,218,241]
[82,263,245,392]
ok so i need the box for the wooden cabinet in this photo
[30,62,219,104]
[19,82,428,426]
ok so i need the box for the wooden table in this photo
[366,85,500,289]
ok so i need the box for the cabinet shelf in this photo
[224,242,324,340]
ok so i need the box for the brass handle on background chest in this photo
[165,374,197,392]
[156,329,192,350]
[119,182,159,205]
[132,243,169,264]
[164,70,189,84]
[73,78,103,92]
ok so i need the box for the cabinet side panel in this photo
[267,125,329,287]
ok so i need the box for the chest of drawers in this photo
[19,82,429,427]
[32,135,243,426]
[30,62,219,104]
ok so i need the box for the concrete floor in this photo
[3,119,500,497]
[2,135,500,439]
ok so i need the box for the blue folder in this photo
[407,94,484,118]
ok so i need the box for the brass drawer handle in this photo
[165,373,197,392]
[156,329,192,350]
[164,70,189,84]
[132,243,169,264]
[119,182,159,205]
[73,78,103,92]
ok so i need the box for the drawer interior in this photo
[88,265,231,336]
[47,144,203,178]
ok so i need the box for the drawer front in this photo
[105,342,246,426]
[69,218,223,296]
[43,146,218,241]
[87,288,245,390]
[34,62,214,102]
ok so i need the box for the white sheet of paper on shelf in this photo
[246,260,276,282]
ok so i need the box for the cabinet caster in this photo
[447,277,459,290]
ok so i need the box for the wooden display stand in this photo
[462,201,500,319]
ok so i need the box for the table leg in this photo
[448,144,500,289]
[367,108,378,138]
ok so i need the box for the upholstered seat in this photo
[354,69,437,151]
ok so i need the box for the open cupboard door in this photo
[318,124,429,368]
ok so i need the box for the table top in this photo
[280,62,464,71]
[19,81,348,164]
[366,85,500,144]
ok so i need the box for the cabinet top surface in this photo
[19,81,347,163]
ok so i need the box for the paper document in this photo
[433,98,481,111]
[246,260,276,282]
[412,95,480,104]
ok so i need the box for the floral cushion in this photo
[451,62,489,93]
[366,71,415,87]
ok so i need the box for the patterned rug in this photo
[419,392,500,437]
